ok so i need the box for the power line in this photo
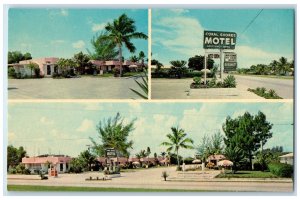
[241,9,264,34]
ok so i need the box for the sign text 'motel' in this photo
[203,30,237,49]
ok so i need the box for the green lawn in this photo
[216,171,278,178]
[7,185,217,192]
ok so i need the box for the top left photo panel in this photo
[7,8,149,100]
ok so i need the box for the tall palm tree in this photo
[104,14,148,77]
[278,57,288,75]
[161,126,194,169]
[138,51,146,66]
[269,60,278,75]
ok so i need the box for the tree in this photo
[90,113,135,158]
[104,14,148,76]
[188,55,214,71]
[151,59,163,73]
[222,111,273,170]
[69,157,85,173]
[78,150,96,171]
[129,55,139,62]
[7,145,27,170]
[160,152,166,158]
[269,60,279,74]
[27,62,39,78]
[88,32,118,60]
[73,51,90,75]
[161,126,194,169]
[196,131,224,162]
[146,147,151,163]
[224,142,245,173]
[8,51,32,64]
[169,60,188,78]
[138,51,146,66]
[277,57,288,75]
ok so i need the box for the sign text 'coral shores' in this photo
[203,31,237,49]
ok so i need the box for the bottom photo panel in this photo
[7,101,294,193]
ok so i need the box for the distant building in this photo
[22,155,72,174]
[9,58,145,77]
[279,153,293,165]
[8,57,59,77]
[207,154,226,166]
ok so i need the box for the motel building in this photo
[9,57,144,78]
[22,155,72,174]
[279,153,294,165]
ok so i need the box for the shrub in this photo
[16,164,26,174]
[268,163,293,178]
[208,77,217,88]
[34,67,41,78]
[9,168,17,174]
[223,75,236,88]
[186,71,203,78]
[176,166,182,171]
[161,171,169,181]
[8,67,16,78]
[193,76,201,85]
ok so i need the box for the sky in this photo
[8,8,148,59]
[8,102,293,158]
[152,9,294,68]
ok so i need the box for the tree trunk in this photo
[176,148,180,169]
[118,44,122,77]
[249,150,253,170]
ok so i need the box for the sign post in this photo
[203,30,237,82]
[204,49,207,85]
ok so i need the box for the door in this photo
[47,65,51,75]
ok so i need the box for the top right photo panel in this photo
[151,9,294,100]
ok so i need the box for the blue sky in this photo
[8,102,293,158]
[8,8,148,59]
[152,9,294,68]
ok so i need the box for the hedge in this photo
[268,163,293,178]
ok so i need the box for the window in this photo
[60,163,63,172]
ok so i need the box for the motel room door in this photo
[47,65,51,75]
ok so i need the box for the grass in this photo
[7,185,216,192]
[216,171,278,178]
[248,87,282,99]
[123,72,143,77]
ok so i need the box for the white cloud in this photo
[72,40,85,49]
[153,16,205,64]
[51,40,65,45]
[40,116,54,125]
[60,9,68,16]
[76,119,94,132]
[170,9,189,15]
[92,23,106,32]
[235,45,291,68]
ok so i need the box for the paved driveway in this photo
[151,78,263,99]
[8,77,145,99]
[7,167,293,192]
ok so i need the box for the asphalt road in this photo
[232,74,294,99]
[8,76,145,99]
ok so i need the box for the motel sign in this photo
[203,30,237,49]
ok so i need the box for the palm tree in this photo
[169,60,188,78]
[161,126,194,169]
[130,69,148,99]
[138,51,146,66]
[104,14,148,77]
[129,55,139,62]
[269,60,278,75]
[277,57,288,75]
